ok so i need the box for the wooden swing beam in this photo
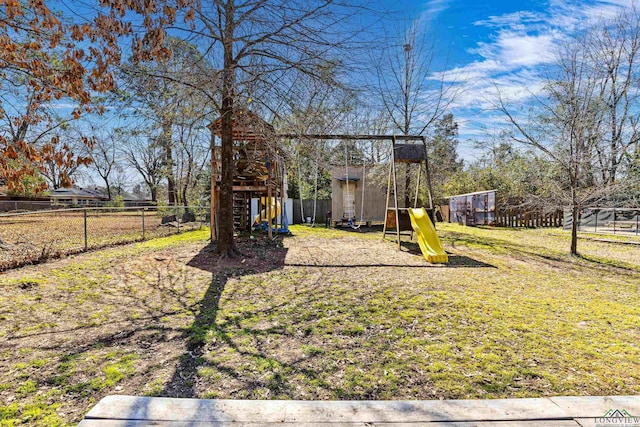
[277,134,425,141]
[278,134,435,244]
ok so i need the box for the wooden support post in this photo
[518,208,522,227]
[278,161,283,230]
[382,147,393,239]
[281,162,286,230]
[413,162,421,208]
[274,158,280,231]
[421,136,434,212]
[267,183,272,239]
[392,137,401,250]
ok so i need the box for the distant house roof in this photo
[50,187,109,200]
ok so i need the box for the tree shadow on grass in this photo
[445,231,640,276]
[401,241,496,268]
[161,239,289,398]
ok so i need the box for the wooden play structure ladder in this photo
[382,135,434,249]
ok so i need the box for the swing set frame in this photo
[278,134,434,239]
[209,108,434,243]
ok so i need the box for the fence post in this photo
[594,210,598,233]
[142,208,146,240]
[83,209,88,251]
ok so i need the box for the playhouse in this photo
[209,109,289,238]
[330,165,386,227]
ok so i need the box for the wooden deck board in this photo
[550,395,640,417]
[78,421,582,426]
[78,395,640,426]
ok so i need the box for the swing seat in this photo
[333,218,371,228]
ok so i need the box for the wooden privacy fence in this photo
[292,199,332,224]
[495,208,563,228]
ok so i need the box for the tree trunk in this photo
[570,188,579,256]
[216,0,236,256]
[163,120,177,205]
[182,155,193,207]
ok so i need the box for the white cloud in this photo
[474,10,546,30]
[437,59,504,83]
[439,0,636,151]
[418,0,452,27]
[495,32,560,67]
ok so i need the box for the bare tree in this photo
[277,71,354,206]
[157,0,367,256]
[496,36,605,256]
[112,0,371,254]
[120,130,165,202]
[375,22,455,136]
[587,6,640,185]
[120,37,215,205]
[83,132,121,200]
[0,92,91,190]
[174,115,211,206]
[374,21,458,208]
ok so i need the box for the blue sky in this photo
[60,0,635,189]
[382,0,634,160]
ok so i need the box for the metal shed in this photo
[448,190,496,226]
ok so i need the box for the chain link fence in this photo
[0,200,53,212]
[564,207,640,236]
[0,206,210,271]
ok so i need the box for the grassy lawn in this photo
[0,224,639,426]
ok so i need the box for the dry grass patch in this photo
[0,210,203,270]
[0,224,638,426]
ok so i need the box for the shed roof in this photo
[447,189,497,199]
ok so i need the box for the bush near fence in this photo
[0,206,209,271]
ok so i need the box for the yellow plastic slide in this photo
[407,208,448,264]
[253,197,281,225]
